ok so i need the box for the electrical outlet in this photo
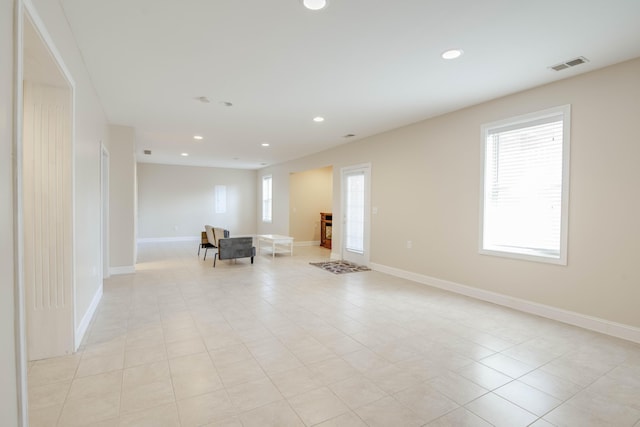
[406,240,412,249]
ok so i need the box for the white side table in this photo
[257,234,294,258]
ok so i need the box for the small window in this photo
[480,105,570,264]
[214,185,226,214]
[262,175,272,223]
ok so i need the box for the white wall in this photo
[108,125,136,271]
[289,166,332,243]
[259,58,640,333]
[137,163,257,239]
[1,0,19,423]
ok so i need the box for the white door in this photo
[23,81,75,360]
[341,164,371,266]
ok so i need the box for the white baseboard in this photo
[75,284,103,350]
[110,265,135,275]
[294,241,321,247]
[330,252,341,261]
[370,262,640,344]
[137,236,199,243]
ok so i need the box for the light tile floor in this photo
[28,242,640,426]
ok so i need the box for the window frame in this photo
[479,105,571,265]
[262,174,273,223]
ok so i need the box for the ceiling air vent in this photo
[550,56,589,71]
[143,149,152,155]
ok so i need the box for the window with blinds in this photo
[480,105,570,264]
[214,185,226,214]
[262,175,272,223]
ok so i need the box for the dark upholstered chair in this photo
[213,237,256,267]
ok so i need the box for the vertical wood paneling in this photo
[24,82,73,360]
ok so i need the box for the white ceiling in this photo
[59,0,640,170]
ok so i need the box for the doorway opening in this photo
[21,6,76,362]
[288,166,333,247]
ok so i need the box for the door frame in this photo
[340,163,371,266]
[101,143,110,279]
[14,0,77,423]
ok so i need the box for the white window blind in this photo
[262,175,272,223]
[481,105,570,264]
[214,185,226,214]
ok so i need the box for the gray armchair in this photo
[214,236,256,267]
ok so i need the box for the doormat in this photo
[309,260,371,274]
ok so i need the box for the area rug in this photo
[310,260,371,274]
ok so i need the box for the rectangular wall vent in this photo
[143,149,152,155]
[550,56,589,71]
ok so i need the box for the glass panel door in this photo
[345,172,365,253]
[342,165,370,265]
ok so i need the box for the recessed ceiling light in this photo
[181,153,189,157]
[261,143,270,147]
[441,49,463,60]
[193,135,203,140]
[313,116,325,122]
[302,0,327,10]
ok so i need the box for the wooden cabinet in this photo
[320,213,332,249]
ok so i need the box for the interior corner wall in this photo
[260,57,640,332]
[289,166,332,244]
[1,0,19,424]
[137,163,257,240]
[108,124,136,271]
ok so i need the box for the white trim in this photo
[110,266,135,275]
[294,240,321,247]
[370,262,640,344]
[14,2,27,425]
[100,144,109,279]
[137,236,199,243]
[74,285,102,350]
